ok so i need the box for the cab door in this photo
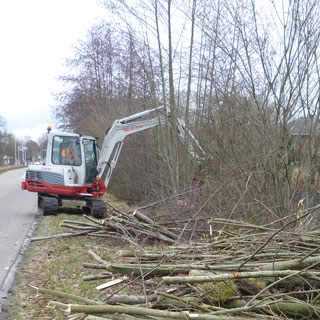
[83,138,98,183]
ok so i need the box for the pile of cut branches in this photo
[31,202,320,319]
[32,203,178,244]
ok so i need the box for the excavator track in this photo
[85,199,107,219]
[38,195,58,216]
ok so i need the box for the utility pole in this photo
[14,137,17,166]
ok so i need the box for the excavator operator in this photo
[61,141,80,165]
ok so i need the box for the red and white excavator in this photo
[22,106,205,218]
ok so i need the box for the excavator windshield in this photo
[52,136,81,166]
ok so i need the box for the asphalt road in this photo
[0,168,37,314]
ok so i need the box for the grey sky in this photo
[0,0,107,141]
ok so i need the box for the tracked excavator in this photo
[22,106,205,218]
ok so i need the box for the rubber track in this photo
[40,196,58,216]
[89,199,107,219]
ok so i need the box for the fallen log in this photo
[68,303,262,319]
[225,298,320,318]
[156,292,223,312]
[31,286,101,305]
[48,301,68,311]
[107,263,190,276]
[163,270,320,284]
[87,315,154,320]
[131,209,154,225]
[106,262,260,276]
[262,254,320,271]
[83,263,109,270]
[209,218,275,231]
[118,250,230,261]
[31,230,92,242]
[60,223,100,231]
[88,250,108,265]
[83,274,112,281]
[132,209,178,240]
[103,294,157,305]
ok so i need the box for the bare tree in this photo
[192,0,320,219]
[53,0,320,223]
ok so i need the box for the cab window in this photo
[52,136,81,166]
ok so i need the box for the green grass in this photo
[0,165,25,174]
[3,210,121,319]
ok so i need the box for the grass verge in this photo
[0,166,25,175]
[2,195,131,319]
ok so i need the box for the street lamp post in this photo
[14,138,17,166]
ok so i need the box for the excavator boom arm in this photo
[97,106,204,189]
[97,110,166,188]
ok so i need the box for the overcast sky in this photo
[0,0,107,141]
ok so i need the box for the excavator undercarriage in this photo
[37,194,107,219]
